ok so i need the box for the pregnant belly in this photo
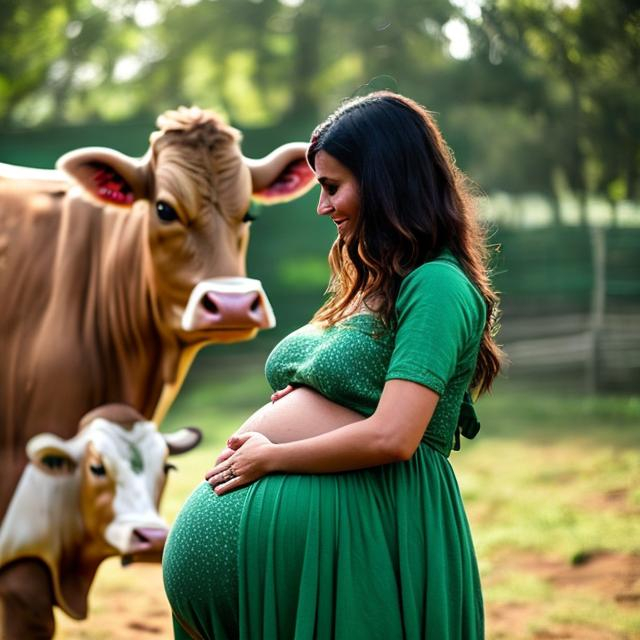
[237,386,365,444]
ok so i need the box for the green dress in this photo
[162,251,486,639]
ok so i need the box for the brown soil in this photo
[583,487,640,516]
[55,564,172,639]
[486,550,640,639]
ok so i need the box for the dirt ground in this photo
[486,551,640,639]
[56,550,640,639]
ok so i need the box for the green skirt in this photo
[162,444,483,639]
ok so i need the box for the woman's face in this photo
[313,150,360,238]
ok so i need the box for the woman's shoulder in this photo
[397,251,486,321]
[401,250,475,294]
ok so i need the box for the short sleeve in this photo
[385,261,485,395]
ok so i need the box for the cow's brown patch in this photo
[79,405,146,431]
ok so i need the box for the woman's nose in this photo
[317,192,333,216]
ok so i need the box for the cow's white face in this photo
[80,420,169,558]
[26,417,200,562]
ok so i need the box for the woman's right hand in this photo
[206,432,277,495]
[270,384,295,403]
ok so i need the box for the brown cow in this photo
[0,107,316,637]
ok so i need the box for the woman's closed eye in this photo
[323,183,338,196]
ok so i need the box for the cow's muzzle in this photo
[121,527,167,566]
[181,277,275,332]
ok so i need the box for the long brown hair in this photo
[307,91,503,394]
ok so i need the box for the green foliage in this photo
[0,0,637,211]
[278,256,330,290]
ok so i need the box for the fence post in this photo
[588,226,606,393]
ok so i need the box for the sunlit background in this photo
[1,0,639,638]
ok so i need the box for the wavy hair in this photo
[307,91,503,394]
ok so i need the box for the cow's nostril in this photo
[202,293,219,314]
[250,295,260,313]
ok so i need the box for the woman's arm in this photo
[207,379,439,494]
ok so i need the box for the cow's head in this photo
[55,107,316,344]
[24,404,201,617]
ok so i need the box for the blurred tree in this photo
[0,0,637,213]
[469,0,640,222]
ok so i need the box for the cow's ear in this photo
[26,433,78,475]
[246,143,317,205]
[164,427,202,456]
[56,147,150,207]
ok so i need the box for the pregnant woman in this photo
[163,90,502,639]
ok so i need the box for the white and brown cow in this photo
[0,107,316,637]
[0,404,200,637]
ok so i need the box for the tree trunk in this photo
[285,4,322,123]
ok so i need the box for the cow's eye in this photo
[164,462,177,474]
[90,463,107,477]
[156,201,179,223]
[42,455,73,471]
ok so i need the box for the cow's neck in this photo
[0,464,87,618]
[3,194,179,435]
[97,202,181,416]
[42,195,177,421]
[57,536,111,620]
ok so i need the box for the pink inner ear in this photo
[255,160,315,200]
[91,163,135,205]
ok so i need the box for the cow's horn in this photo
[164,427,202,455]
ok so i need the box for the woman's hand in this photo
[215,444,235,465]
[270,384,295,403]
[205,432,277,496]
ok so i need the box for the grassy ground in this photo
[56,360,640,639]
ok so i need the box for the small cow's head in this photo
[26,404,201,564]
[55,107,316,344]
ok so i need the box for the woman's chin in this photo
[336,224,353,239]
